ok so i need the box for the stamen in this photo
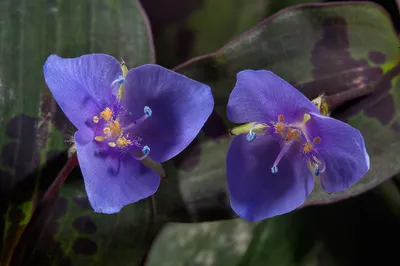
[100,108,113,121]
[144,106,152,117]
[103,127,111,134]
[143,145,150,155]
[286,128,300,141]
[307,154,326,177]
[93,116,99,123]
[289,113,311,130]
[111,75,125,87]
[271,166,278,174]
[303,142,313,153]
[135,145,151,160]
[314,167,320,176]
[247,132,256,142]
[275,123,285,134]
[312,155,326,173]
[122,106,152,132]
[116,136,131,148]
[108,142,117,148]
[303,137,321,153]
[271,142,294,174]
[108,121,122,137]
[94,136,106,142]
[246,123,259,142]
[275,113,286,134]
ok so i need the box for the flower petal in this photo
[306,113,370,193]
[43,54,122,131]
[75,131,160,214]
[227,70,318,124]
[123,64,214,162]
[226,134,314,222]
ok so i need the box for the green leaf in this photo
[10,179,153,266]
[0,0,154,264]
[148,188,400,266]
[145,209,329,266]
[167,2,400,214]
[141,0,320,68]
[146,219,254,266]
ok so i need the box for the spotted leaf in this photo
[0,0,154,264]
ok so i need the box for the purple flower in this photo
[226,70,370,222]
[43,54,214,213]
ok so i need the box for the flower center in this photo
[239,113,324,176]
[92,105,153,160]
[286,127,301,142]
[230,112,325,177]
[267,114,300,174]
[269,114,324,176]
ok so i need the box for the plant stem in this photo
[42,152,78,202]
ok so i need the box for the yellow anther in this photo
[286,128,300,141]
[313,137,321,144]
[274,114,286,134]
[116,136,131,148]
[93,116,99,123]
[103,127,111,134]
[108,142,117,148]
[94,136,106,142]
[100,107,113,121]
[109,121,122,137]
[275,123,285,134]
[303,142,313,153]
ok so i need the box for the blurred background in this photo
[141,0,400,68]
[0,0,399,265]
